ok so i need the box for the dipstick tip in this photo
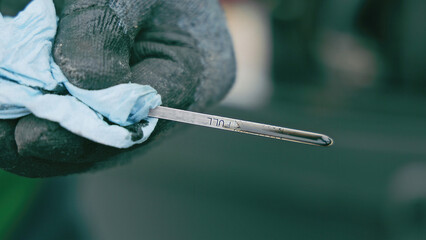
[322,135,334,146]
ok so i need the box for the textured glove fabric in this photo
[0,0,162,149]
[0,0,236,178]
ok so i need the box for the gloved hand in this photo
[0,0,236,178]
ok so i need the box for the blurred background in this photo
[1,0,426,239]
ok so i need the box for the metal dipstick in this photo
[148,106,333,147]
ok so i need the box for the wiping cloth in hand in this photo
[0,0,162,148]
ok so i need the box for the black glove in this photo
[0,0,236,178]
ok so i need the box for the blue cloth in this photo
[0,0,162,148]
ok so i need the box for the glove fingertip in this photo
[54,5,132,90]
[14,115,95,163]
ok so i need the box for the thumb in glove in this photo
[1,0,235,177]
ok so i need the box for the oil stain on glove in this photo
[0,0,162,148]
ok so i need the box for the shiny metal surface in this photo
[148,106,333,147]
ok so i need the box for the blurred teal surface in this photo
[0,172,40,239]
[76,84,426,240]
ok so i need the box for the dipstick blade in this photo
[148,106,333,147]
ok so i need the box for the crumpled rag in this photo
[0,0,162,149]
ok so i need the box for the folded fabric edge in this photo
[0,81,161,149]
[0,0,162,149]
